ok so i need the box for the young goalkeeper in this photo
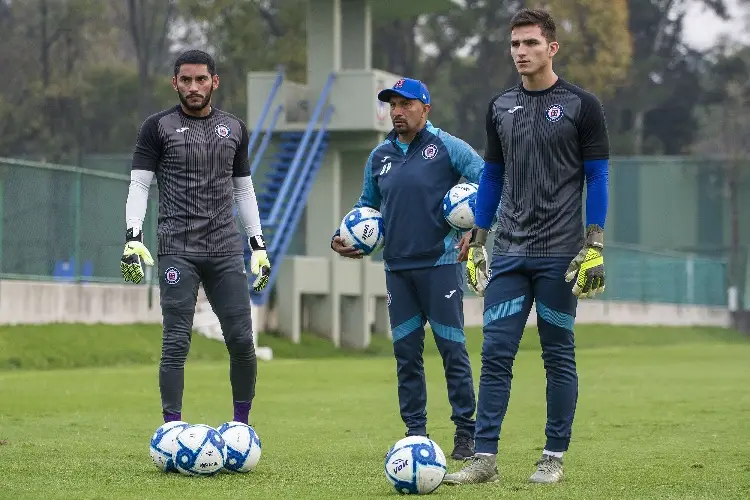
[331,78,484,460]
[444,8,609,485]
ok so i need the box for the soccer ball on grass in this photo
[384,435,447,495]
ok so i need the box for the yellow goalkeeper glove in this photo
[466,226,491,297]
[565,224,605,298]
[121,228,154,284]
[249,235,271,292]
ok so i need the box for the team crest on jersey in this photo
[545,104,564,122]
[215,124,231,138]
[164,267,180,285]
[422,144,438,160]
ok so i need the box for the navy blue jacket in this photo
[334,122,484,271]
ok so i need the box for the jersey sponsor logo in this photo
[164,266,181,285]
[215,124,231,138]
[422,143,438,160]
[545,104,564,122]
[176,127,189,133]
[379,162,392,176]
[508,106,523,114]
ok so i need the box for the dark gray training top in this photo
[131,105,250,256]
[485,78,610,257]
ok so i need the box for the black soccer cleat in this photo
[450,432,475,461]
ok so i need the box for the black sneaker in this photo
[385,431,429,459]
[450,432,474,460]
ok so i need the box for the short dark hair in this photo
[173,50,216,76]
[510,8,556,42]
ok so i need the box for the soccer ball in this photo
[217,421,262,473]
[384,436,447,495]
[339,207,385,255]
[174,424,227,476]
[442,183,478,230]
[149,420,189,473]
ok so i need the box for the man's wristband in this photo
[249,235,266,251]
[470,226,489,246]
[126,227,142,243]
[585,224,604,249]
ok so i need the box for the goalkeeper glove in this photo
[565,224,605,298]
[466,226,491,297]
[249,235,271,292]
[121,228,154,284]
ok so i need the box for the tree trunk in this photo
[728,161,741,290]
[633,109,645,155]
[40,0,49,87]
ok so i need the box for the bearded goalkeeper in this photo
[446,8,609,486]
[120,50,271,426]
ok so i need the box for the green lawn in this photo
[0,324,749,499]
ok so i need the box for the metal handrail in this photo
[273,105,335,249]
[250,104,283,177]
[263,72,336,226]
[247,65,284,159]
[256,105,334,300]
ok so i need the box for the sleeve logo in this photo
[422,144,438,160]
[545,104,564,122]
[215,124,231,138]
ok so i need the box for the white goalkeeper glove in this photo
[249,235,271,292]
[466,226,490,297]
[121,228,154,284]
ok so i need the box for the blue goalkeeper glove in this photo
[565,224,605,298]
[249,235,271,292]
[121,228,154,284]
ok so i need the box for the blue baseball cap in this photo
[377,78,430,105]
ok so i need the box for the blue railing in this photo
[247,66,284,161]
[273,106,334,253]
[250,104,283,177]
[262,72,336,227]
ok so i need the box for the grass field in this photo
[1,323,749,499]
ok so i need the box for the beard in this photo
[179,87,212,111]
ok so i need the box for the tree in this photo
[112,0,178,119]
[692,48,750,299]
[176,0,306,117]
[544,0,632,100]
[606,0,729,155]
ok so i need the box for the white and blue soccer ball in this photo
[217,421,262,473]
[442,182,478,230]
[384,435,447,495]
[149,420,190,473]
[339,207,385,255]
[174,424,227,476]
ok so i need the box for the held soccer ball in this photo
[339,207,385,255]
[174,424,227,476]
[217,421,262,473]
[149,420,189,473]
[384,436,447,495]
[442,183,478,230]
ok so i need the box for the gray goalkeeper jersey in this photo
[484,78,610,257]
[131,105,250,256]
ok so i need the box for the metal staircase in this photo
[246,71,336,306]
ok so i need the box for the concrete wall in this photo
[0,280,162,325]
[0,280,731,332]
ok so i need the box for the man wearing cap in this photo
[331,78,484,460]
